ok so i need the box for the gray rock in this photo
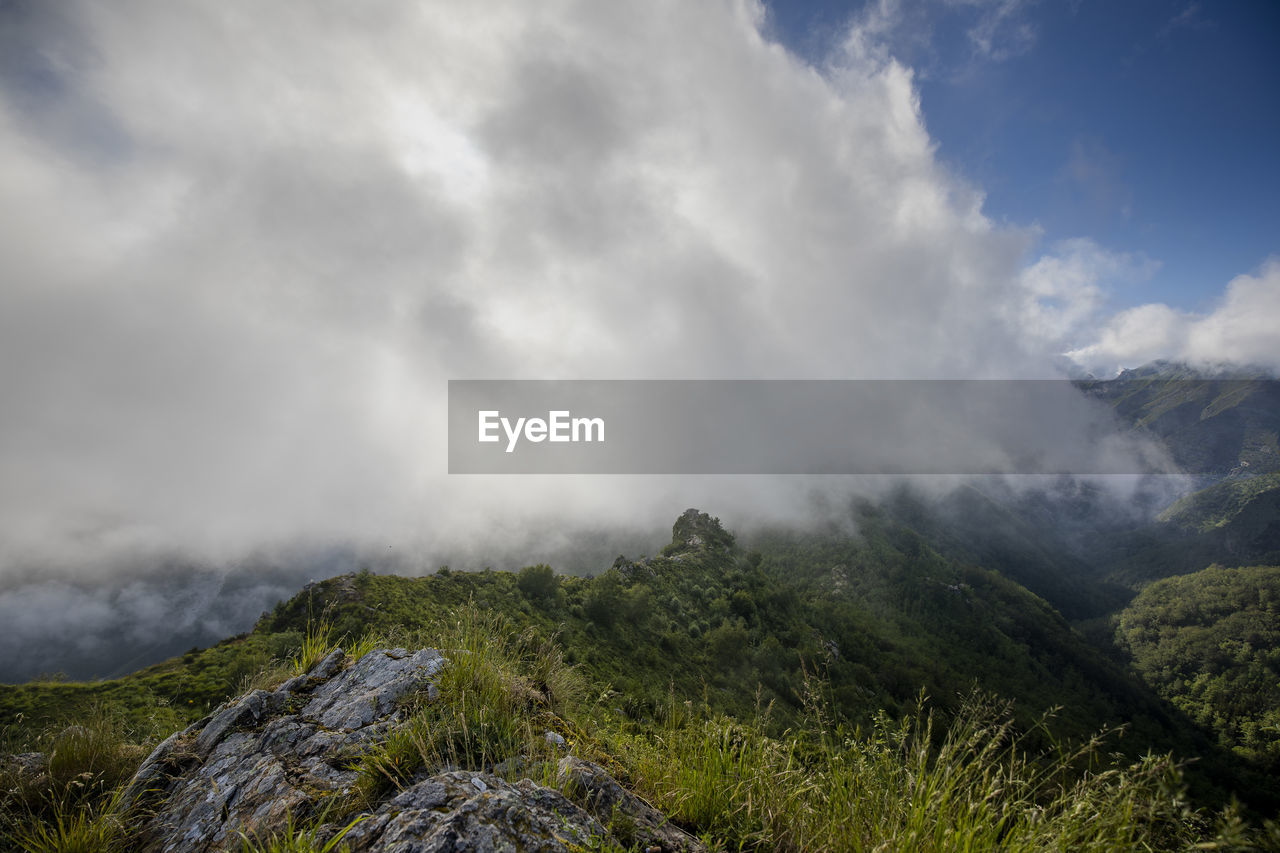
[125,645,695,852]
[194,688,281,758]
[335,770,607,852]
[119,729,191,805]
[129,647,446,852]
[0,751,46,779]
[557,756,706,852]
[302,647,444,731]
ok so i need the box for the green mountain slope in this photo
[3,508,1269,815]
[1078,362,1280,480]
[1117,564,1280,775]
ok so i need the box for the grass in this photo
[350,602,588,805]
[291,614,386,678]
[294,604,1280,850]
[0,708,148,853]
[1,706,146,817]
[608,688,1255,852]
[7,617,1275,852]
[291,618,337,676]
[6,593,1276,851]
[5,785,137,853]
[239,812,365,853]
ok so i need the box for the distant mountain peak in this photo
[1114,360,1277,381]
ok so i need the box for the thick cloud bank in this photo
[0,0,1029,569]
[0,1,1273,677]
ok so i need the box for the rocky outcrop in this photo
[124,646,703,852]
[669,508,734,554]
[335,770,607,852]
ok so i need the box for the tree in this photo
[517,564,558,602]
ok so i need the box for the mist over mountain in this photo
[5,364,1280,846]
[3,362,1276,687]
[3,2,1278,648]
[0,525,665,684]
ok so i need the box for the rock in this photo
[194,689,281,758]
[301,647,444,731]
[124,645,698,852]
[119,728,195,806]
[0,751,46,779]
[335,770,607,852]
[128,647,445,852]
[669,508,734,554]
[557,756,705,852]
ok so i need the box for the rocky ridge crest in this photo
[123,644,703,852]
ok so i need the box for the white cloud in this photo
[0,0,1268,597]
[1068,259,1280,375]
[952,0,1038,62]
[837,0,1038,80]
[1013,238,1158,347]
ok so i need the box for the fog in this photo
[0,1,1274,681]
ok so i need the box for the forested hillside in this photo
[1117,564,1280,774]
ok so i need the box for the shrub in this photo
[517,564,558,602]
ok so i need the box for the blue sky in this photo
[766,0,1280,314]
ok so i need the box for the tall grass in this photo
[5,785,136,853]
[612,689,1241,852]
[1,706,145,816]
[1,707,147,853]
[351,602,587,803]
[291,618,337,676]
[290,616,384,678]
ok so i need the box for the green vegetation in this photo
[0,628,302,738]
[239,814,365,853]
[1159,472,1280,533]
[1117,564,1280,773]
[6,786,136,853]
[351,603,584,804]
[4,508,1280,849]
[0,708,147,853]
[615,691,1248,852]
[1078,370,1280,479]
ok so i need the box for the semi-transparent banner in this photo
[447,379,1270,475]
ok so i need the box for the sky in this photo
[0,0,1276,678]
[767,0,1280,317]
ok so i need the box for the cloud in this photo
[1013,238,1158,349]
[1158,3,1211,40]
[0,0,1269,677]
[1068,258,1280,375]
[948,0,1038,62]
[0,0,1063,576]
[838,0,1038,78]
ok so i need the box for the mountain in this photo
[5,362,1280,847]
[1078,360,1280,483]
[5,507,1274,845]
